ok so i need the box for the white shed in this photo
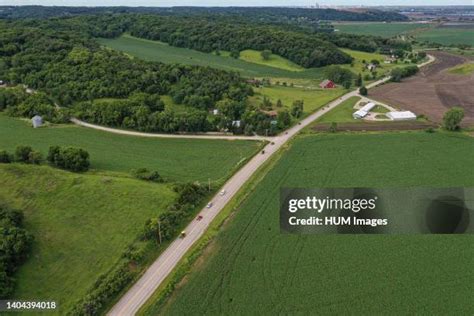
[353,102,376,119]
[31,115,43,128]
[387,111,417,121]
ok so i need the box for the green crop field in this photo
[415,26,474,46]
[250,85,345,114]
[0,115,262,183]
[150,132,474,315]
[334,22,429,37]
[98,35,325,79]
[239,49,304,72]
[0,163,176,313]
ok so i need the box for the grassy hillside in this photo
[334,22,429,37]
[0,164,176,313]
[0,115,262,184]
[239,49,304,72]
[151,132,474,315]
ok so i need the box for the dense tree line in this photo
[0,205,33,298]
[0,23,250,107]
[317,32,412,53]
[0,21,258,133]
[0,145,90,172]
[128,15,353,68]
[390,65,419,82]
[0,14,413,135]
[0,6,409,22]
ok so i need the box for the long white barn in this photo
[387,111,417,121]
[353,102,376,119]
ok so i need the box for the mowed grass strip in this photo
[0,115,262,183]
[154,132,474,315]
[0,164,176,313]
[239,49,304,72]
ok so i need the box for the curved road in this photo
[107,56,435,316]
[70,118,272,141]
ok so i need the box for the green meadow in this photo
[0,113,263,313]
[250,85,346,114]
[149,132,474,315]
[0,114,262,183]
[0,163,176,313]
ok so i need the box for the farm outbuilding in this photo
[319,80,336,89]
[387,111,417,121]
[31,115,43,128]
[353,102,376,119]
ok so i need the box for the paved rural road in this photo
[107,56,435,316]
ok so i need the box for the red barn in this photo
[319,79,336,89]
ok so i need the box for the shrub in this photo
[261,49,272,60]
[359,86,368,96]
[291,100,304,118]
[47,146,90,172]
[443,107,465,131]
[28,150,42,165]
[15,145,33,163]
[0,150,13,163]
[329,122,338,133]
[132,168,163,183]
[390,65,419,82]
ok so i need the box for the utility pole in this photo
[158,221,162,245]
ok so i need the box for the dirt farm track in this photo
[370,51,474,126]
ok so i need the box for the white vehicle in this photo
[220,190,226,196]
[207,202,213,208]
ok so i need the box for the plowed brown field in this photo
[370,51,474,126]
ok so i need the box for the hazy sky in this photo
[1,0,472,6]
